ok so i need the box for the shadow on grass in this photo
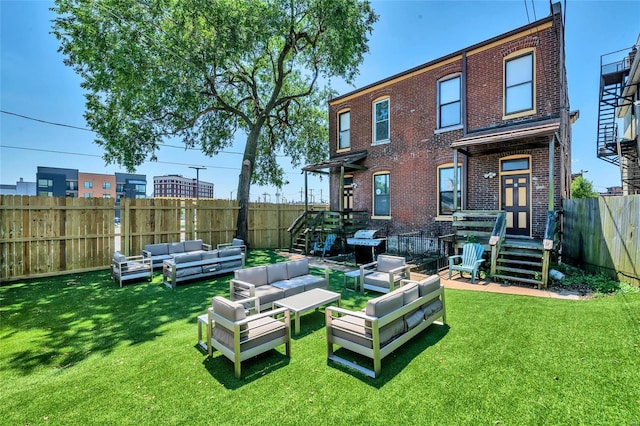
[202,349,291,388]
[1,250,292,376]
[327,323,450,387]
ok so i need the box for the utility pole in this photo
[299,187,304,203]
[309,188,314,204]
[188,166,206,200]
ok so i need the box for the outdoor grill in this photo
[347,229,386,264]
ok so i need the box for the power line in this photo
[1,110,92,132]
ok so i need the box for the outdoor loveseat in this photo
[230,258,330,311]
[326,274,446,378]
[142,239,212,269]
[162,247,245,288]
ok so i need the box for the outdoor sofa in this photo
[326,274,446,378]
[142,239,212,269]
[162,247,245,288]
[230,258,330,311]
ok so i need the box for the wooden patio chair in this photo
[448,243,485,284]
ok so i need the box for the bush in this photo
[550,263,638,295]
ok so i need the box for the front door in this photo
[343,175,353,211]
[501,174,530,236]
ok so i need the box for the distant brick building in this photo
[153,175,215,199]
[312,2,572,239]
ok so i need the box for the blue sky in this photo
[1,0,639,200]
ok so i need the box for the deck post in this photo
[548,136,554,210]
[453,149,459,211]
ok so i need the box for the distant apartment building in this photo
[601,186,623,196]
[78,172,116,198]
[0,178,37,195]
[36,166,79,197]
[153,175,215,199]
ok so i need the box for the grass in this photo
[2,250,639,425]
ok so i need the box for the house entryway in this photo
[501,173,530,236]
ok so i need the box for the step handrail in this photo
[489,211,507,277]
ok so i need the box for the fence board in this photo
[563,195,639,286]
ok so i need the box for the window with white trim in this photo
[338,110,350,150]
[373,98,389,143]
[438,165,462,216]
[373,172,390,217]
[505,52,534,115]
[438,76,461,128]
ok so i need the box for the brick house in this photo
[302,3,573,287]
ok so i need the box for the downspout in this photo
[548,135,555,211]
[453,149,459,211]
[462,51,468,136]
[339,165,345,212]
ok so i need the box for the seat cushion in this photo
[235,266,268,286]
[267,263,288,283]
[253,285,284,306]
[363,271,393,289]
[330,316,372,349]
[145,243,168,256]
[286,258,309,279]
[271,280,306,297]
[376,255,405,273]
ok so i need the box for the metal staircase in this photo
[597,47,640,194]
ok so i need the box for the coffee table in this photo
[273,288,341,335]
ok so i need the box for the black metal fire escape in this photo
[597,46,640,194]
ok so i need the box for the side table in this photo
[197,313,212,355]
[343,270,362,292]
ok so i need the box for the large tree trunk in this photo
[235,125,262,244]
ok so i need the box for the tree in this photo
[571,175,599,199]
[52,0,378,243]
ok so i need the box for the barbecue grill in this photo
[347,229,386,264]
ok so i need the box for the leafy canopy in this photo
[571,175,599,199]
[52,0,378,187]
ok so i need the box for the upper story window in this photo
[373,98,390,144]
[505,52,534,115]
[338,110,351,151]
[84,181,93,189]
[438,76,461,128]
[103,182,111,189]
[38,178,53,188]
[373,172,390,217]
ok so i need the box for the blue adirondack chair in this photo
[313,233,337,258]
[448,243,485,284]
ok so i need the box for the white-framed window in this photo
[38,178,53,187]
[372,172,390,217]
[438,164,462,216]
[373,98,389,144]
[438,76,461,128]
[103,182,111,189]
[505,52,534,115]
[103,194,111,198]
[84,181,93,189]
[84,193,92,198]
[338,110,350,151]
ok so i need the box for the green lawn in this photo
[1,250,639,425]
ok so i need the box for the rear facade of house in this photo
[325,3,571,242]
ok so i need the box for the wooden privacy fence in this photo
[1,196,324,282]
[563,195,639,286]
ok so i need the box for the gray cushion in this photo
[201,251,219,260]
[235,266,268,286]
[404,309,424,330]
[113,252,126,263]
[363,271,394,289]
[145,243,168,256]
[219,259,243,269]
[174,252,202,264]
[367,317,405,346]
[423,299,444,318]
[376,255,405,273]
[168,242,185,254]
[286,258,309,278]
[403,283,420,305]
[271,280,306,297]
[417,275,441,297]
[232,238,245,247]
[219,247,242,258]
[365,291,404,318]
[267,263,288,283]
[253,285,284,305]
[183,239,203,252]
[331,316,372,349]
[288,275,325,292]
[213,296,246,322]
[213,316,285,351]
[176,266,203,278]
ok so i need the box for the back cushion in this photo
[212,297,247,334]
[287,258,309,278]
[113,252,126,264]
[183,240,203,252]
[168,242,185,254]
[232,238,245,247]
[267,262,288,283]
[145,243,168,256]
[235,266,269,286]
[201,251,219,260]
[402,283,420,305]
[174,252,202,264]
[219,247,242,258]
[365,291,404,318]
[417,275,441,297]
[377,255,405,273]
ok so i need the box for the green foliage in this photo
[571,175,599,199]
[2,253,640,424]
[551,262,637,295]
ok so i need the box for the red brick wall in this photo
[328,10,568,237]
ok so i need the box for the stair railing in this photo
[488,211,507,277]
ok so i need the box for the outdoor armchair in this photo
[360,254,412,294]
[217,238,247,253]
[448,242,485,284]
[111,252,152,287]
[208,295,291,378]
